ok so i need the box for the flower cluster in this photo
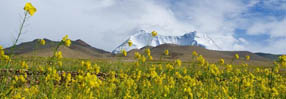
[62,35,71,47]
[24,2,37,16]
[0,45,10,62]
[151,30,158,37]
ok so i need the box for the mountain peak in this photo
[74,39,91,47]
[112,30,205,54]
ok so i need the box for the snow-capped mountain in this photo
[112,30,212,54]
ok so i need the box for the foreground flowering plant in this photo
[1,45,286,98]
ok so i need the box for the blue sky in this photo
[0,0,285,54]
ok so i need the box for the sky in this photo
[0,0,285,54]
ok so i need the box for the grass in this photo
[0,54,286,98]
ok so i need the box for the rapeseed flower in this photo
[121,49,127,56]
[62,35,68,41]
[40,39,46,45]
[245,55,250,60]
[62,35,71,47]
[21,61,28,69]
[24,2,37,16]
[65,39,71,47]
[141,55,146,63]
[196,55,206,66]
[134,52,141,59]
[148,55,153,60]
[271,88,279,97]
[58,61,63,67]
[226,64,232,72]
[219,58,225,65]
[145,48,151,56]
[235,54,239,59]
[151,30,158,37]
[192,51,198,57]
[166,64,174,71]
[175,59,182,67]
[55,51,63,59]
[164,49,169,56]
[128,40,133,47]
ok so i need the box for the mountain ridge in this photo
[2,37,282,61]
[112,30,205,54]
[4,38,111,59]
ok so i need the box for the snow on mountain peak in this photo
[112,30,206,54]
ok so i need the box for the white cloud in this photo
[254,38,286,54]
[247,18,286,37]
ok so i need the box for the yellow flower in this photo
[164,49,169,56]
[94,64,100,74]
[219,58,225,65]
[192,51,198,57]
[271,88,279,97]
[235,54,239,59]
[0,50,4,56]
[175,59,182,67]
[0,45,4,56]
[148,55,153,60]
[24,2,37,16]
[64,39,71,47]
[128,40,133,47]
[121,49,127,56]
[184,87,193,97]
[2,55,10,61]
[166,64,174,71]
[55,51,63,59]
[145,48,151,56]
[61,35,71,47]
[226,64,232,72]
[58,61,63,67]
[245,55,250,61]
[19,75,26,82]
[14,76,19,81]
[151,30,158,37]
[62,35,68,41]
[196,55,206,66]
[141,55,146,63]
[21,61,28,69]
[278,55,286,67]
[40,39,46,45]
[134,52,141,59]
[13,93,22,99]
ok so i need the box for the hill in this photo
[4,39,111,59]
[125,44,273,65]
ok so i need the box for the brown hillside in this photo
[5,39,111,59]
[127,44,272,65]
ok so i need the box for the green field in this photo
[1,49,286,98]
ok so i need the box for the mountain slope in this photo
[112,30,206,54]
[126,44,272,65]
[4,39,111,59]
[255,53,281,60]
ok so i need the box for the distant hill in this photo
[126,44,273,65]
[4,39,111,59]
[255,53,281,60]
[4,39,281,65]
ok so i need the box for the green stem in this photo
[8,11,28,67]
[11,11,28,55]
[47,41,63,65]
